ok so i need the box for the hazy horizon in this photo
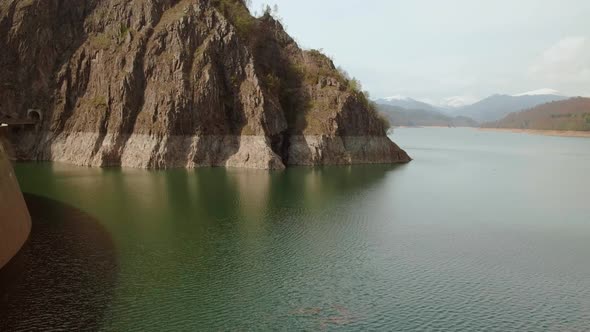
[250,0,590,106]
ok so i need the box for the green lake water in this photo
[2,127,590,331]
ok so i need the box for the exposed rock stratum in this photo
[0,0,410,169]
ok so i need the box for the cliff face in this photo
[0,0,410,169]
[0,135,31,269]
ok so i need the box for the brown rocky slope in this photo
[0,0,410,169]
[483,97,590,132]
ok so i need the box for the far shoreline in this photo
[394,125,473,129]
[478,128,590,138]
[393,126,590,138]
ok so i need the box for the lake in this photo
[2,128,590,331]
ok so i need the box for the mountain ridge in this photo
[483,97,590,131]
[451,94,569,122]
[375,97,439,112]
[377,91,570,123]
[377,104,477,128]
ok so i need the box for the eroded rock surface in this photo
[0,0,410,169]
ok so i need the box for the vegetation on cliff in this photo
[214,0,390,134]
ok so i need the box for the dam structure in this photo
[0,127,31,269]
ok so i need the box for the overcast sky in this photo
[249,0,590,106]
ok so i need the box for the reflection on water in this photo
[0,194,118,332]
[10,163,398,331]
[8,129,590,330]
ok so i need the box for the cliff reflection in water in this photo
[0,194,118,332]
[11,163,398,331]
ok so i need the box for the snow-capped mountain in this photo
[513,89,561,97]
[450,92,568,123]
[375,96,439,111]
[439,96,480,109]
[376,89,569,123]
[377,95,479,110]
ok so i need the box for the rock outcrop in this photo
[0,133,31,269]
[0,0,410,169]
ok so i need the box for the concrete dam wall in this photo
[0,136,31,269]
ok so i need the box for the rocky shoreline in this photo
[16,131,409,169]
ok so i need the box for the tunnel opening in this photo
[26,109,42,123]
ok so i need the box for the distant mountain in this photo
[439,96,479,109]
[377,104,478,128]
[451,93,568,123]
[513,88,560,97]
[376,96,439,112]
[483,97,590,131]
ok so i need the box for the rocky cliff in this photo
[0,133,31,269]
[0,0,410,169]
